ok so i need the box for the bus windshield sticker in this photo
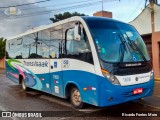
[53,75,59,79]
[132,54,137,62]
[63,60,70,68]
[55,86,59,93]
[54,62,57,68]
[46,84,49,88]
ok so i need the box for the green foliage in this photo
[50,12,86,22]
[0,38,6,59]
[29,53,42,58]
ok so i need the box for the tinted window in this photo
[65,27,93,64]
[50,25,63,59]
[6,38,23,59]
[86,20,150,63]
[39,29,50,58]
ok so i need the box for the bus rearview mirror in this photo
[74,25,81,41]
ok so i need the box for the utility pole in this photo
[28,44,31,57]
[102,0,103,11]
[149,0,157,4]
[150,0,155,33]
[35,32,38,55]
[102,0,104,17]
[145,0,158,8]
[149,0,159,77]
[154,0,158,4]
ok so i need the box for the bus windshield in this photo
[86,19,150,63]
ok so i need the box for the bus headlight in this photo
[101,69,120,85]
[150,70,154,80]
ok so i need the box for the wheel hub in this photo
[72,90,81,105]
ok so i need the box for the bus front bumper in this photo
[98,79,154,107]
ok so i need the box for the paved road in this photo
[0,69,160,120]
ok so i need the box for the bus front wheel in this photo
[70,87,84,109]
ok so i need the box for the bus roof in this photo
[82,16,123,23]
[7,16,126,41]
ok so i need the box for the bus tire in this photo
[70,87,84,109]
[22,79,27,91]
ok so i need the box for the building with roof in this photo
[130,3,160,78]
[93,11,112,18]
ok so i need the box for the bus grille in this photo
[113,66,151,75]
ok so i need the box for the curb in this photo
[155,78,160,81]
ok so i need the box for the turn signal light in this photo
[101,69,109,74]
[83,88,87,91]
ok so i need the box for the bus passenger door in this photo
[49,28,64,97]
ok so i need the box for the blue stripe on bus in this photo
[6,63,154,107]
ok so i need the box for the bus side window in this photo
[17,38,23,45]
[65,27,93,64]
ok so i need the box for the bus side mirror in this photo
[74,24,81,41]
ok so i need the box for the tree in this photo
[29,53,42,59]
[50,12,86,22]
[0,38,6,59]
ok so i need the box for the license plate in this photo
[133,88,143,94]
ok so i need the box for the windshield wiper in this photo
[125,33,147,62]
[118,33,127,52]
[118,33,128,62]
[119,43,125,62]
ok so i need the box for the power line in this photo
[0,0,118,21]
[0,0,51,8]
[21,1,102,16]
[20,0,93,11]
[127,0,144,21]
[22,0,117,11]
[0,0,113,14]
[0,1,102,20]
[0,0,93,14]
[0,0,96,17]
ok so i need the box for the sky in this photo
[0,0,159,38]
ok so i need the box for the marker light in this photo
[150,70,154,80]
[101,69,120,85]
[83,88,87,91]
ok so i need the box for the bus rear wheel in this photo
[70,87,84,109]
[22,79,27,91]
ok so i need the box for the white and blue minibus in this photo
[6,16,154,108]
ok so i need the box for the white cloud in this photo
[0,0,151,38]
